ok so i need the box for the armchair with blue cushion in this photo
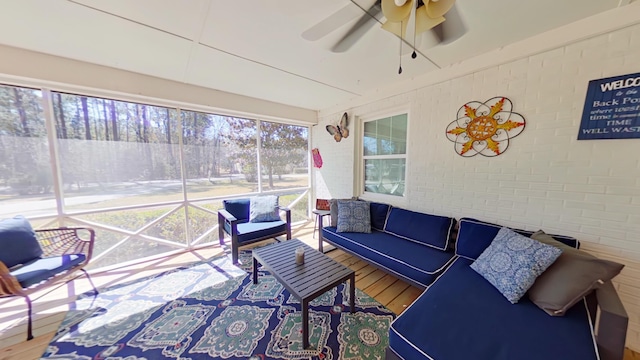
[0,216,97,340]
[218,196,291,264]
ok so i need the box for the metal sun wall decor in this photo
[326,112,349,142]
[446,97,526,157]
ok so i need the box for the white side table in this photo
[312,209,331,239]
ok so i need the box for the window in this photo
[0,85,50,217]
[362,113,407,197]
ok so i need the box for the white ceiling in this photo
[0,0,629,111]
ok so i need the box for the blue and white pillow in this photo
[470,227,562,304]
[249,195,280,223]
[336,200,371,233]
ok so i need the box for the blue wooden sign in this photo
[578,72,640,140]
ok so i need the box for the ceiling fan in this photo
[302,0,466,54]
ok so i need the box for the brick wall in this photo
[313,21,640,351]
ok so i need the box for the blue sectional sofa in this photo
[320,206,628,360]
[320,204,456,289]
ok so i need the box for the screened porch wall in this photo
[0,84,311,270]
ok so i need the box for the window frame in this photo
[356,107,410,204]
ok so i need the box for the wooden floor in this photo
[1,221,638,359]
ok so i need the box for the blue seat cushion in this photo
[235,221,286,244]
[0,216,43,269]
[383,208,455,250]
[456,218,579,260]
[322,227,455,288]
[11,254,86,288]
[389,257,598,360]
[223,199,250,222]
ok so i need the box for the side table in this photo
[312,209,331,239]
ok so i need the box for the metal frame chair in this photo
[0,227,98,340]
[218,199,292,264]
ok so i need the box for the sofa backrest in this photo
[0,216,43,269]
[223,199,250,222]
[369,202,391,231]
[455,218,579,260]
[384,207,455,251]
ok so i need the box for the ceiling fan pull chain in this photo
[411,33,417,59]
[398,20,403,74]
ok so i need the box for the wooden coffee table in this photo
[252,238,355,349]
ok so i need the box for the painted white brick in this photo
[606,203,640,216]
[606,186,640,196]
[314,23,640,352]
[588,176,635,186]
[515,174,549,183]
[498,181,530,189]
[565,200,606,211]
[582,210,629,222]
[564,183,606,194]
[529,182,564,191]
[549,174,589,184]
[584,193,632,204]
[514,189,547,198]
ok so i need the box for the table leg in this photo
[302,298,310,349]
[349,274,355,313]
[313,213,318,239]
[252,257,258,284]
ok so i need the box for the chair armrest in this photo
[279,207,292,239]
[279,207,291,223]
[218,209,238,223]
[218,209,239,235]
[36,227,95,262]
[595,281,628,360]
[0,260,24,296]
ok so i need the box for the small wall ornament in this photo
[326,112,349,142]
[446,97,525,157]
[311,148,323,168]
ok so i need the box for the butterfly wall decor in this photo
[326,112,349,142]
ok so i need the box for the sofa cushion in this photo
[235,221,286,244]
[470,227,562,303]
[383,208,454,250]
[337,200,371,233]
[369,202,391,231]
[322,227,455,288]
[389,257,599,360]
[0,216,43,269]
[11,254,86,288]
[223,199,250,221]
[456,218,578,260]
[249,195,280,222]
[329,197,357,227]
[528,230,624,316]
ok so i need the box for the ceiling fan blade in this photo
[331,1,382,53]
[432,3,466,44]
[302,3,363,41]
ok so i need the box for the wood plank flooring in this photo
[1,222,638,359]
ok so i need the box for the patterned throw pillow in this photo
[249,195,280,223]
[470,227,562,304]
[336,200,371,233]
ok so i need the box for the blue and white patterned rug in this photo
[41,249,395,360]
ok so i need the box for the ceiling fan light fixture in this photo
[425,0,455,18]
[381,0,413,22]
[415,5,445,33]
[394,0,408,6]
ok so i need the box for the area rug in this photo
[41,250,395,360]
